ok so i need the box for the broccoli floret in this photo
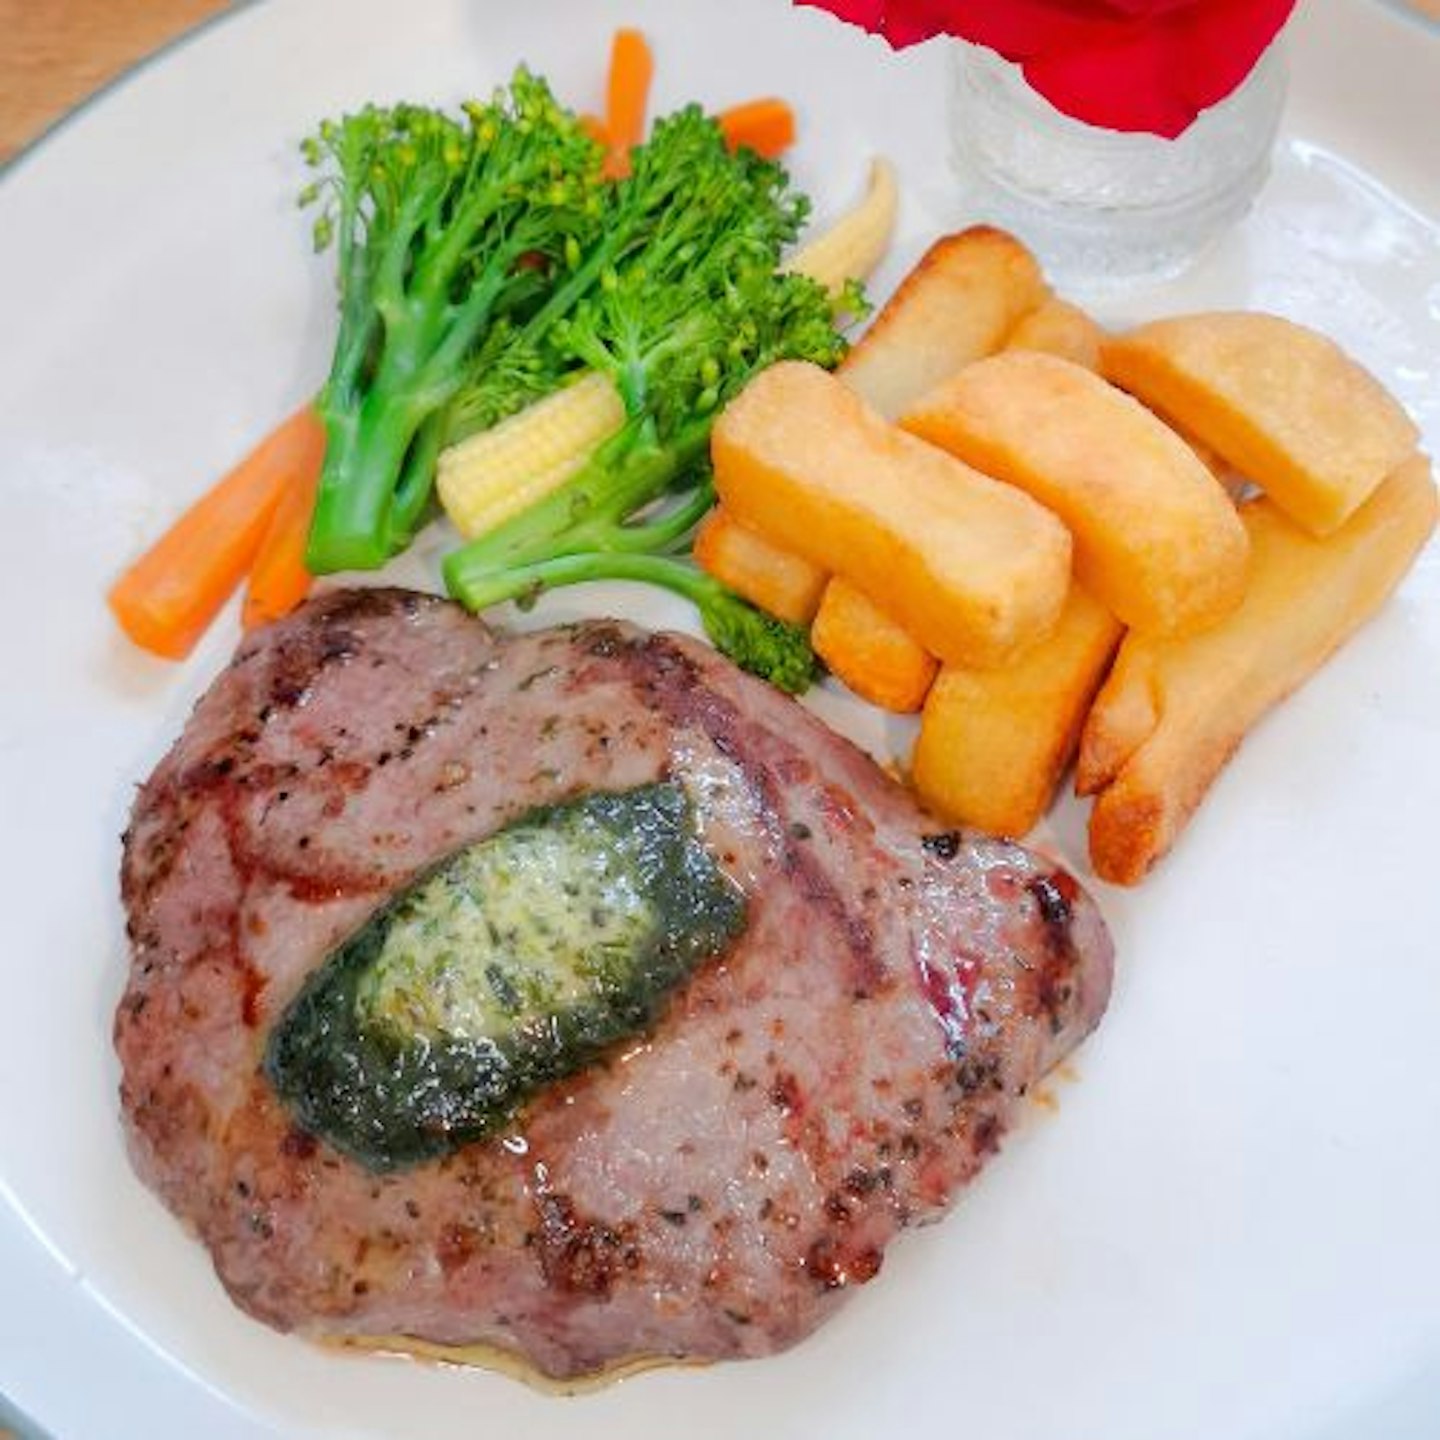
[690,577,820,695]
[438,108,849,584]
[445,543,819,694]
[304,82,852,689]
[441,105,824,448]
[301,72,604,572]
[437,111,852,687]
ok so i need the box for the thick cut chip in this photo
[1102,312,1419,536]
[712,361,1072,669]
[838,226,1047,419]
[1002,297,1104,372]
[912,584,1123,838]
[811,577,937,713]
[693,506,828,626]
[903,352,1249,637]
[1078,455,1437,885]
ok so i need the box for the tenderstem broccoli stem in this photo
[600,482,715,554]
[390,412,448,547]
[447,549,714,614]
[309,256,515,571]
[443,541,819,695]
[443,413,713,577]
[310,392,425,570]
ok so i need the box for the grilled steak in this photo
[115,587,1113,1381]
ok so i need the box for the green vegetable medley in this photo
[301,69,858,690]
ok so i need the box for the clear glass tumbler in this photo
[948,39,1288,291]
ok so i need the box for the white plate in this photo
[2,1,1439,1436]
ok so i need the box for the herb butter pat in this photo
[265,783,745,1170]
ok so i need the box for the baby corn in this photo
[437,372,626,539]
[784,158,898,295]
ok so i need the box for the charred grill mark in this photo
[618,632,890,999]
[534,1193,641,1298]
[842,1166,891,1198]
[580,621,630,658]
[782,853,884,998]
[243,593,413,713]
[436,1221,483,1277]
[971,1111,1002,1157]
[121,802,188,910]
[804,1236,883,1291]
[279,1126,318,1160]
[1028,871,1077,932]
[213,773,393,904]
[1035,968,1076,1037]
[953,1052,1004,1096]
[130,822,257,1037]
[1025,870,1084,1036]
[517,665,560,691]
[769,1071,804,1116]
[293,585,442,632]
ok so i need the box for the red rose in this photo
[796,0,1298,137]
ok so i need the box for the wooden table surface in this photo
[0,0,234,163]
[2,0,1437,164]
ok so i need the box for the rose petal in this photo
[794,0,1297,134]
[935,0,1104,59]
[1096,0,1194,18]
[1175,0,1295,112]
[876,0,967,47]
[1021,25,1198,137]
[793,0,886,30]
[938,0,1296,132]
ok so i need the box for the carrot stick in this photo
[241,412,327,631]
[108,404,323,660]
[578,112,611,148]
[602,29,654,180]
[718,98,796,159]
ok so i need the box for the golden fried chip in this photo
[1079,455,1437,885]
[1102,312,1418,536]
[912,584,1123,838]
[838,226,1047,419]
[712,361,1072,668]
[903,351,1249,636]
[1002,297,1104,372]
